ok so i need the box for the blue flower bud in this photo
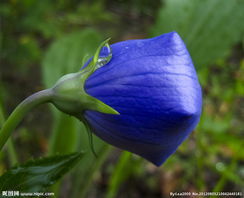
[84,32,202,166]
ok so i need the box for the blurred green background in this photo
[0,0,243,197]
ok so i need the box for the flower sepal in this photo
[49,39,119,118]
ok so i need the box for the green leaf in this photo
[151,0,244,69]
[0,152,83,193]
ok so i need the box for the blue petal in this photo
[84,32,202,166]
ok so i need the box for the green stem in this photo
[0,99,18,165]
[71,144,111,198]
[6,138,18,165]
[105,151,132,198]
[0,89,53,151]
[105,151,133,198]
[81,145,111,198]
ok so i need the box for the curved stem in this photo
[0,89,53,151]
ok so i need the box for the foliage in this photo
[151,0,244,84]
[0,152,83,196]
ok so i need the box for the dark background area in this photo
[0,0,243,197]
